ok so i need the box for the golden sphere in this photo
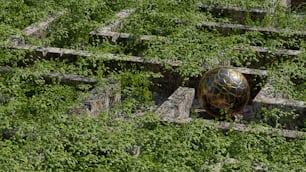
[197,67,250,118]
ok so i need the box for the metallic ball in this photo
[197,67,250,118]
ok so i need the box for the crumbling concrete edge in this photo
[69,79,121,117]
[156,87,195,123]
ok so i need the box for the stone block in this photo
[199,4,267,23]
[70,80,121,117]
[156,87,195,123]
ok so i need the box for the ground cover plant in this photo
[116,0,305,101]
[0,0,306,171]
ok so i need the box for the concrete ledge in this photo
[157,89,305,139]
[89,31,158,43]
[89,30,303,59]
[231,46,304,69]
[1,81,121,139]
[156,87,195,123]
[92,9,135,33]
[201,118,306,139]
[6,44,268,97]
[4,7,305,132]
[253,82,305,114]
[0,66,97,85]
[88,8,161,42]
[252,82,305,129]
[199,4,267,23]
[233,46,302,57]
[69,80,121,117]
[200,158,268,172]
[7,11,64,46]
[22,11,65,39]
[43,72,97,85]
[6,45,268,77]
[7,44,181,67]
[233,67,268,76]
[1,73,121,140]
[200,21,306,40]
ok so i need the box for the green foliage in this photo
[42,0,136,48]
[0,0,306,171]
[109,68,161,116]
[0,0,55,29]
[0,49,27,67]
[203,0,277,10]
[0,70,90,124]
[269,55,306,101]
[119,69,153,104]
[257,108,302,129]
[1,113,305,171]
[0,24,22,45]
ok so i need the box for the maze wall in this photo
[2,2,306,139]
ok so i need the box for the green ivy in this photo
[0,0,306,171]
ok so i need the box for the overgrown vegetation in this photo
[0,0,305,171]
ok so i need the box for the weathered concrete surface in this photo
[22,11,65,38]
[252,82,305,129]
[6,44,268,77]
[89,31,158,43]
[233,46,302,57]
[232,46,304,69]
[200,21,306,40]
[253,83,305,113]
[201,118,306,139]
[6,44,305,119]
[199,4,267,23]
[0,66,97,85]
[2,82,121,139]
[7,11,64,46]
[44,72,97,85]
[92,9,135,32]
[70,80,121,117]
[7,44,181,67]
[156,87,195,123]
[4,44,267,100]
[89,9,160,43]
[199,158,268,172]
[1,67,120,116]
[233,67,268,76]
[5,44,184,96]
